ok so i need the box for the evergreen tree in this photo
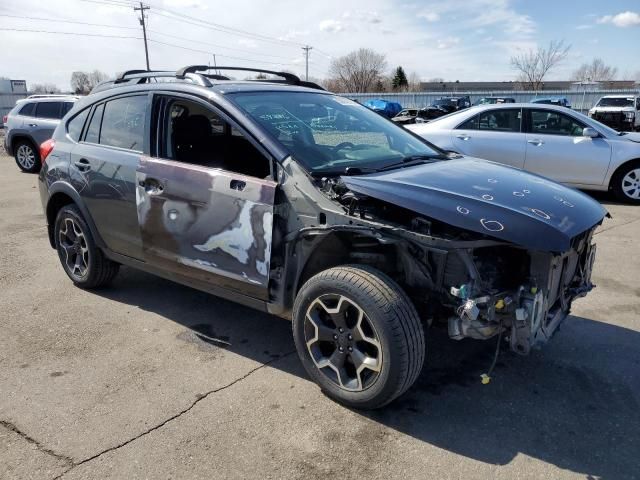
[392,66,408,90]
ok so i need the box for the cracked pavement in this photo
[1,152,639,479]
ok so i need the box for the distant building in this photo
[418,80,638,92]
[1,79,28,123]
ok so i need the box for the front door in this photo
[524,108,611,186]
[136,94,276,300]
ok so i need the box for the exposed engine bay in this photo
[308,175,599,355]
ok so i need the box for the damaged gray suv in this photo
[39,67,607,408]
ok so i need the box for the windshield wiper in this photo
[341,154,444,176]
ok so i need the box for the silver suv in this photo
[4,95,79,172]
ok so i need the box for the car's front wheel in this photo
[54,205,119,288]
[611,161,640,204]
[14,140,41,173]
[293,265,425,409]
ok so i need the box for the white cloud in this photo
[436,36,460,49]
[278,29,309,42]
[237,39,258,49]
[319,19,345,33]
[419,12,440,22]
[575,24,593,30]
[598,11,640,27]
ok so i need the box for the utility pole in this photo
[302,45,312,81]
[134,2,150,70]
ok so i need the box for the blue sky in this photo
[0,0,639,89]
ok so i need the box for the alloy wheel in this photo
[16,144,36,170]
[304,294,382,392]
[58,218,89,278]
[621,168,640,200]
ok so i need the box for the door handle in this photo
[28,123,38,127]
[456,134,470,140]
[141,178,164,195]
[527,139,544,146]
[230,179,246,191]
[74,158,91,172]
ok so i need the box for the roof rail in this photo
[114,70,180,84]
[176,65,325,90]
[27,94,80,99]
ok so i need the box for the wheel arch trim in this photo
[46,181,107,249]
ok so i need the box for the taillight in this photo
[40,139,55,163]
[2,115,7,124]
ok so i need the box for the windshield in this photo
[230,92,443,175]
[596,97,634,107]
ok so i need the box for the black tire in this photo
[293,265,425,409]
[13,140,41,173]
[54,205,119,288]
[611,160,640,204]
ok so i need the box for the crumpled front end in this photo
[445,228,597,354]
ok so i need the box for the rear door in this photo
[136,93,276,300]
[71,94,149,259]
[451,107,526,168]
[523,108,611,186]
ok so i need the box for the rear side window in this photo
[18,103,36,116]
[478,108,521,132]
[67,108,90,142]
[457,115,478,130]
[62,102,74,116]
[100,96,147,151]
[84,104,104,144]
[36,102,63,119]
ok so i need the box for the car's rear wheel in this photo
[293,265,425,409]
[611,161,640,204]
[54,205,119,288]
[14,140,41,173]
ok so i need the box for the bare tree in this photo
[408,72,422,91]
[70,70,109,94]
[572,58,618,82]
[510,40,571,92]
[30,83,61,94]
[329,48,387,93]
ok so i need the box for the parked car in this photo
[589,94,640,132]
[4,94,79,172]
[530,96,571,108]
[363,98,403,118]
[392,106,448,125]
[39,67,605,408]
[430,96,471,113]
[474,97,516,105]
[408,103,640,203]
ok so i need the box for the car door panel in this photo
[524,108,612,185]
[452,130,526,168]
[71,143,143,258]
[136,157,275,300]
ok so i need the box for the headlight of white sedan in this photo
[625,111,635,120]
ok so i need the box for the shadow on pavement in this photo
[97,266,639,480]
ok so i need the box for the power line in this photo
[147,38,296,68]
[0,27,141,39]
[0,13,138,30]
[133,2,150,70]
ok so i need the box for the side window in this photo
[18,102,36,117]
[478,108,521,132]
[457,115,478,130]
[84,103,104,144]
[529,109,585,136]
[159,96,271,179]
[636,98,640,110]
[62,102,74,116]
[100,96,146,151]
[35,102,63,119]
[67,108,90,142]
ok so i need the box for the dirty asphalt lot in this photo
[0,149,639,480]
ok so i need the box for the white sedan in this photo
[407,103,640,203]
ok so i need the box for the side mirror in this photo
[582,127,599,138]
